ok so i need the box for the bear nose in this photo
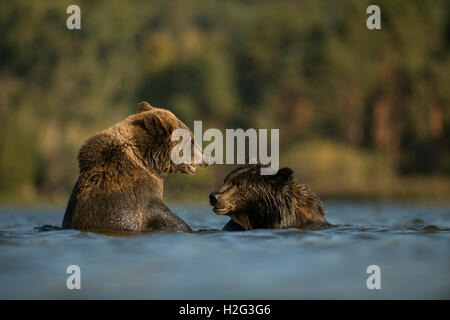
[209,192,217,206]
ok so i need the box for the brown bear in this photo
[62,101,206,232]
[209,164,329,231]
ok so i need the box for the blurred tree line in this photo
[0,0,449,203]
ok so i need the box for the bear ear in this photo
[266,167,294,186]
[143,112,174,136]
[137,101,154,113]
[277,167,294,180]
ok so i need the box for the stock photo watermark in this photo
[66,4,380,31]
[171,121,280,175]
[66,5,81,30]
[366,265,381,290]
[366,5,381,30]
[66,265,81,290]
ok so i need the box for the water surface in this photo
[0,201,449,299]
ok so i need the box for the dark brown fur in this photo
[62,101,205,232]
[209,164,328,231]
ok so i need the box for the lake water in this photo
[0,201,449,299]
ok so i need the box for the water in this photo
[0,201,449,299]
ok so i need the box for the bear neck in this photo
[77,129,166,198]
[230,185,290,230]
[287,180,327,227]
[127,128,172,179]
[142,144,172,179]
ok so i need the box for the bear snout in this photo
[209,192,217,206]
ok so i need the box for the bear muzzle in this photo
[209,191,233,215]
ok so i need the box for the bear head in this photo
[128,101,207,176]
[209,164,293,214]
[209,164,326,230]
[209,164,296,228]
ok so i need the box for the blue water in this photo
[0,201,449,299]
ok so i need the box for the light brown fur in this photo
[62,101,205,232]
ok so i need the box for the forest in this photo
[0,0,448,203]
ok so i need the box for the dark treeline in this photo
[0,0,449,203]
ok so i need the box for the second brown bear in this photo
[209,164,329,231]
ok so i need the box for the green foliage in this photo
[0,117,39,196]
[0,0,448,202]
